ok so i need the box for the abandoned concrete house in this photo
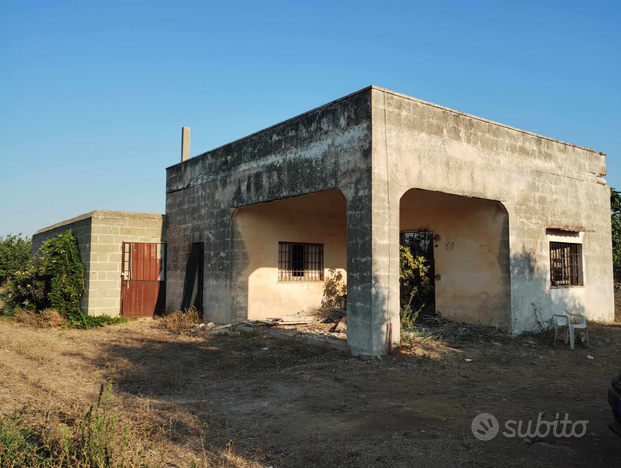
[33,86,614,356]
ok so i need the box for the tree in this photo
[0,234,32,284]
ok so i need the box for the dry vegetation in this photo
[1,307,621,467]
[157,308,201,335]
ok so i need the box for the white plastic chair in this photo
[552,305,589,349]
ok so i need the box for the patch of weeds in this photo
[157,308,200,335]
[13,309,67,328]
[0,414,55,467]
[66,313,128,330]
[0,382,143,467]
[521,303,557,346]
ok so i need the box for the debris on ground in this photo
[313,307,346,323]
[186,311,349,350]
[330,316,347,333]
[408,316,501,339]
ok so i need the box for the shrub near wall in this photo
[4,231,126,328]
[0,234,32,284]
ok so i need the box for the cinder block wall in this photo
[33,211,166,316]
[88,212,166,316]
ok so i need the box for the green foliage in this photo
[0,415,54,467]
[2,231,126,329]
[611,187,621,282]
[4,231,84,320]
[0,383,142,467]
[39,231,86,316]
[399,245,432,330]
[0,234,32,285]
[73,382,125,466]
[68,314,128,330]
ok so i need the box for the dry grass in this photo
[1,314,621,467]
[156,308,201,335]
[13,309,67,328]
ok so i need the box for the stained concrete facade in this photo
[33,211,166,316]
[165,86,614,356]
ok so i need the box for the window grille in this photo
[550,242,582,286]
[278,242,324,281]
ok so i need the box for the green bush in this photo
[4,231,84,319]
[3,231,126,329]
[0,234,32,284]
[399,245,432,330]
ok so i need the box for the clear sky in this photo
[1,0,619,237]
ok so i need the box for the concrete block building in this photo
[33,210,166,317]
[165,86,614,356]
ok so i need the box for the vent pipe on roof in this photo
[181,127,191,162]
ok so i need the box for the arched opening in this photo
[399,189,511,329]
[231,189,347,320]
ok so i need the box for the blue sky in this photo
[1,0,619,237]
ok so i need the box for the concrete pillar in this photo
[368,87,402,353]
[181,127,191,162]
[345,187,400,356]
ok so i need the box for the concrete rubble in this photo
[189,311,348,350]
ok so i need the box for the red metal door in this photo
[121,242,166,317]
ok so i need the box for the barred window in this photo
[278,242,324,281]
[550,242,583,287]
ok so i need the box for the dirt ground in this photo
[1,314,621,468]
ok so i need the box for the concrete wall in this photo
[166,85,613,355]
[231,189,347,320]
[400,189,511,328]
[33,211,166,316]
[166,89,374,354]
[372,86,613,335]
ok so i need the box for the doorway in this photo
[121,242,166,317]
[401,230,436,317]
[181,242,204,312]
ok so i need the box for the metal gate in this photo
[121,242,166,317]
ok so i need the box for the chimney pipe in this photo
[181,127,191,162]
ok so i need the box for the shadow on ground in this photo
[69,319,621,468]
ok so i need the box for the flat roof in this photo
[168,85,604,171]
[34,210,164,235]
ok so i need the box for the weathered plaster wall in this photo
[372,87,613,334]
[166,89,376,354]
[231,189,347,320]
[33,211,166,316]
[400,189,510,328]
[33,214,93,312]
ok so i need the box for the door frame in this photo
[120,241,167,317]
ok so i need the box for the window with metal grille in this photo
[550,242,583,286]
[278,242,324,281]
